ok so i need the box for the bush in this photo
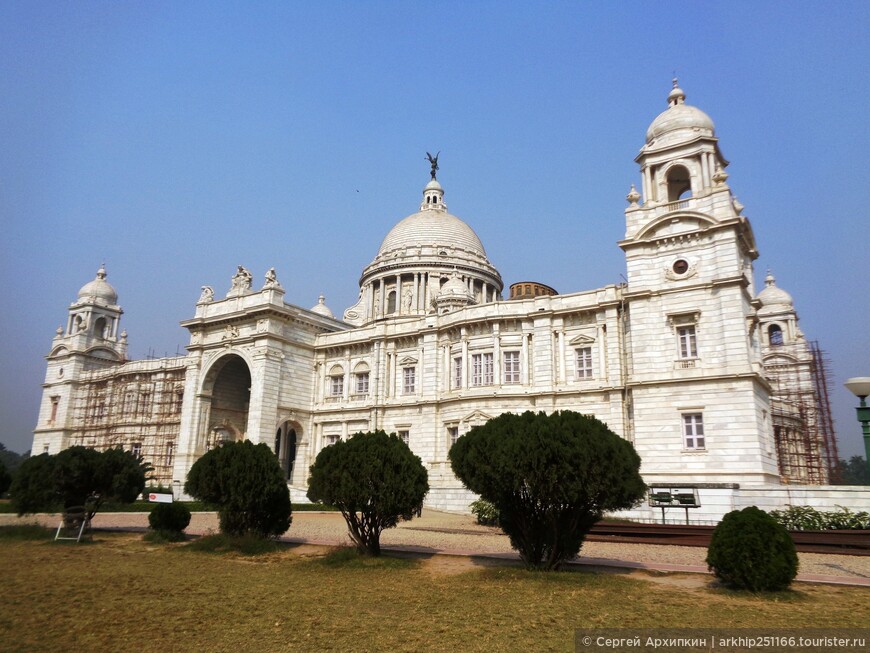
[185,440,291,539]
[470,499,500,526]
[449,411,646,570]
[10,447,149,521]
[707,506,799,591]
[149,502,192,534]
[768,505,870,531]
[307,431,428,556]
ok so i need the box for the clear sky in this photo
[1,2,868,459]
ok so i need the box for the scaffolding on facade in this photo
[768,340,838,485]
[70,360,186,486]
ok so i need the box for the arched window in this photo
[666,165,691,201]
[93,317,107,339]
[386,291,397,314]
[768,324,784,347]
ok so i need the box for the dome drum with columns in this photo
[343,177,503,325]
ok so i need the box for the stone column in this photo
[521,332,530,385]
[597,323,608,380]
[701,154,710,190]
[461,331,469,390]
[493,330,501,385]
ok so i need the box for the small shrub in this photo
[707,507,798,591]
[148,502,191,534]
[470,499,500,526]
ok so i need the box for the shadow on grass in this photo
[0,524,56,541]
[315,546,421,570]
[183,532,283,556]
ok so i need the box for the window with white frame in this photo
[354,371,369,395]
[447,426,460,447]
[330,375,344,396]
[677,325,698,359]
[131,442,142,458]
[403,367,416,394]
[575,347,593,379]
[471,353,493,386]
[682,413,705,450]
[503,351,520,384]
[398,430,410,446]
[453,356,462,389]
[325,434,341,446]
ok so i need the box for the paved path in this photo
[4,509,869,587]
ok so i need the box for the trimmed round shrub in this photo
[707,506,798,591]
[450,410,646,570]
[185,440,291,539]
[148,502,191,534]
[307,430,428,556]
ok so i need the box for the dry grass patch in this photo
[1,532,868,653]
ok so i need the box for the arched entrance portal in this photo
[275,421,300,482]
[203,354,251,448]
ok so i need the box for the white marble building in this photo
[33,81,846,518]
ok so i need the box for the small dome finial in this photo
[667,78,686,106]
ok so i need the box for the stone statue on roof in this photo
[426,151,439,180]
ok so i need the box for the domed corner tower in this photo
[33,265,128,455]
[755,271,835,484]
[342,168,503,325]
[619,81,779,487]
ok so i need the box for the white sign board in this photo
[148,493,173,504]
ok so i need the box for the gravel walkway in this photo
[4,509,869,583]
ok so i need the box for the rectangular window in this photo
[575,347,593,379]
[330,375,344,396]
[678,325,698,359]
[471,353,493,386]
[326,434,341,446]
[49,396,60,424]
[683,413,705,450]
[355,372,370,395]
[398,430,410,446]
[447,426,459,447]
[503,351,520,384]
[453,356,462,389]
[131,442,142,458]
[403,367,416,394]
[164,442,175,467]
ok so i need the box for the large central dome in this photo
[343,176,503,325]
[378,201,487,260]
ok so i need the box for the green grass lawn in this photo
[1,528,868,653]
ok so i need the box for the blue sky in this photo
[1,1,868,459]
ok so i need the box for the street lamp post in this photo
[844,377,870,482]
